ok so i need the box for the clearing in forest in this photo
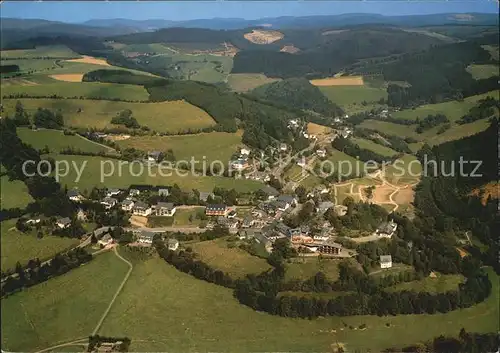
[244,30,284,44]
[65,55,110,66]
[310,76,364,86]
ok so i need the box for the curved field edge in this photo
[98,258,499,353]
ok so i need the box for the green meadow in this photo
[4,99,215,133]
[17,127,111,154]
[351,137,398,157]
[1,176,34,209]
[466,64,499,80]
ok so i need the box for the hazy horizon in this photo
[1,1,498,23]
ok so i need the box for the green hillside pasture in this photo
[466,64,499,80]
[3,99,215,133]
[392,91,499,122]
[17,127,111,154]
[51,155,261,193]
[98,257,499,352]
[386,273,465,294]
[351,137,398,157]
[1,176,33,210]
[142,50,233,83]
[1,252,129,352]
[0,219,79,271]
[319,85,387,114]
[318,149,368,180]
[116,131,242,163]
[1,82,149,100]
[0,45,79,59]
[359,118,492,147]
[227,73,281,92]
[482,45,499,61]
[122,43,178,55]
[285,257,352,282]
[190,238,271,279]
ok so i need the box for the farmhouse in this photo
[231,158,249,171]
[67,189,84,202]
[153,202,176,217]
[167,238,179,251]
[98,234,113,247]
[375,220,398,238]
[260,185,279,200]
[147,151,162,163]
[205,204,228,216]
[133,201,152,216]
[380,255,393,269]
[106,188,121,198]
[101,197,118,209]
[316,201,335,215]
[128,188,140,197]
[316,149,327,158]
[55,217,71,229]
[137,231,155,245]
[121,199,135,211]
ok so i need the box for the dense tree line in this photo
[383,329,500,353]
[382,41,499,107]
[82,69,167,86]
[332,136,399,163]
[458,97,500,125]
[0,64,20,73]
[354,127,412,154]
[415,113,449,133]
[110,109,140,129]
[33,107,64,129]
[1,247,92,297]
[250,78,343,117]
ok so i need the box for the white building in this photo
[106,188,121,198]
[167,238,179,251]
[316,149,326,158]
[98,234,113,247]
[153,202,176,217]
[121,199,135,211]
[101,197,118,209]
[380,255,393,269]
[55,217,71,229]
[133,201,152,216]
[240,148,251,156]
[375,220,398,238]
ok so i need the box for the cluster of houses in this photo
[230,148,251,171]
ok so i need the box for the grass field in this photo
[319,84,387,114]
[351,137,398,157]
[190,237,271,278]
[0,45,79,59]
[3,99,215,133]
[1,176,33,209]
[227,73,281,92]
[384,154,422,185]
[50,155,262,193]
[286,257,348,282]
[359,118,492,147]
[1,252,129,352]
[172,207,205,228]
[115,131,242,163]
[17,127,112,154]
[466,64,499,80]
[1,81,149,101]
[391,90,499,122]
[318,149,367,180]
[482,45,499,61]
[97,257,499,352]
[386,273,465,294]
[0,219,79,271]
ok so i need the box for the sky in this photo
[1,1,498,22]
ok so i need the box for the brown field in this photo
[105,134,131,142]
[49,74,84,82]
[456,248,468,258]
[470,182,499,205]
[244,30,284,44]
[371,184,396,204]
[310,76,364,87]
[65,55,110,66]
[307,122,332,136]
[393,187,415,205]
[280,45,300,54]
[1,78,38,86]
[129,215,148,228]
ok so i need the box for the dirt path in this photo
[91,246,133,336]
[33,338,88,353]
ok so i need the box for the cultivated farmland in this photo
[227,73,281,92]
[310,76,364,86]
[3,99,214,133]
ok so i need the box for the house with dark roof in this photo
[67,189,84,202]
[133,201,152,216]
[55,217,71,229]
[375,220,398,238]
[147,151,162,163]
[260,185,279,200]
[121,199,135,211]
[317,241,342,255]
[101,197,118,209]
[137,231,155,245]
